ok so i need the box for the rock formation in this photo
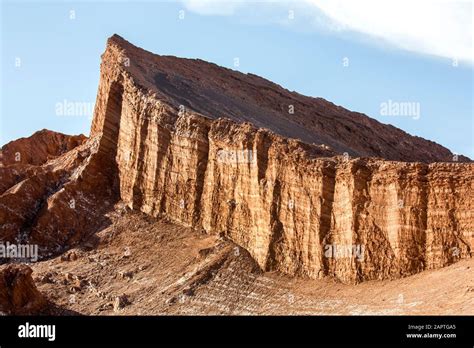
[88,35,473,283]
[0,35,472,285]
[0,130,116,257]
[0,264,47,315]
[1,129,86,166]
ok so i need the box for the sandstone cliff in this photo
[0,35,472,285]
[91,35,469,163]
[87,35,473,283]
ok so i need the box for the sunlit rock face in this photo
[88,35,473,283]
[1,35,472,284]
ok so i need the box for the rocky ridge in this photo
[87,35,473,283]
[0,35,472,287]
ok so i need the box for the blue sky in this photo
[1,0,473,158]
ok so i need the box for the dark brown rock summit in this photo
[94,34,468,163]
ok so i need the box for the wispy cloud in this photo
[181,0,473,63]
[308,0,473,63]
[181,0,245,15]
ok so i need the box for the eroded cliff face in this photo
[86,35,473,284]
[0,35,471,284]
[0,132,118,259]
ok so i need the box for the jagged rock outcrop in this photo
[0,130,86,194]
[1,129,86,166]
[0,35,472,284]
[0,264,47,315]
[86,35,473,283]
[0,131,117,258]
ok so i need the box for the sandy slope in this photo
[30,208,474,315]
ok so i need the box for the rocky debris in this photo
[97,302,113,312]
[182,287,195,297]
[27,213,474,315]
[198,247,215,258]
[70,278,88,293]
[36,272,56,284]
[165,297,176,305]
[0,264,47,315]
[122,247,132,258]
[118,270,134,280]
[113,294,130,312]
[64,272,75,282]
[60,250,80,262]
[137,264,148,272]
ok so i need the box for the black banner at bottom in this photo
[0,316,472,346]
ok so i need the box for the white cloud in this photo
[181,0,473,63]
[181,0,244,15]
[307,0,473,63]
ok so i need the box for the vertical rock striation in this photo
[85,35,473,283]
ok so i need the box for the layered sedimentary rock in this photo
[91,35,470,163]
[1,35,472,284]
[0,130,86,194]
[0,131,117,258]
[85,35,473,283]
[1,129,86,167]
